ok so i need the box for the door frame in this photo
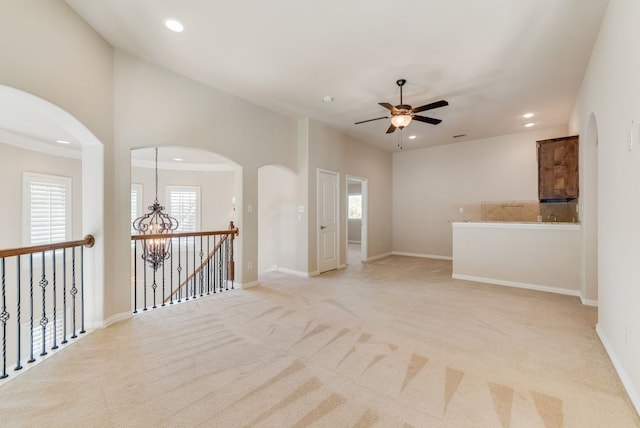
[317,168,340,273]
[346,174,368,262]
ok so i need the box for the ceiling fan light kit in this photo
[355,78,448,135]
[390,114,412,128]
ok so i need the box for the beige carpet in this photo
[0,255,638,427]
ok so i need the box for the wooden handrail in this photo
[163,234,229,303]
[0,235,95,259]
[131,224,239,241]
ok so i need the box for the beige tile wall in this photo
[480,200,578,223]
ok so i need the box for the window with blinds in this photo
[131,183,143,234]
[167,186,200,233]
[22,173,72,246]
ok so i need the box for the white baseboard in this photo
[392,251,453,261]
[100,312,132,328]
[451,274,580,297]
[275,267,311,277]
[237,280,259,289]
[366,252,392,262]
[596,324,640,416]
[580,296,598,307]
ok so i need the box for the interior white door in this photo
[318,169,339,273]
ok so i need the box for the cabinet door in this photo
[538,136,578,200]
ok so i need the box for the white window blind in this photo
[167,186,200,232]
[23,173,72,245]
[131,184,143,234]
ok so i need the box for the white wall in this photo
[258,165,299,275]
[452,222,581,295]
[114,50,299,302]
[131,165,235,232]
[569,0,640,412]
[0,0,114,322]
[0,142,83,248]
[392,126,568,258]
[307,120,393,273]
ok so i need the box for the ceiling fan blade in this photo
[379,102,397,112]
[354,116,388,125]
[413,115,442,125]
[412,100,449,114]
[386,124,397,134]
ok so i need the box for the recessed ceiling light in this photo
[56,140,71,145]
[408,135,417,140]
[173,158,183,162]
[523,112,535,119]
[524,122,535,128]
[163,18,184,33]
[322,95,334,103]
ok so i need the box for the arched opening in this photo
[0,85,105,329]
[583,113,599,305]
[130,146,241,311]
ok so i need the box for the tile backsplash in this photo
[481,200,578,223]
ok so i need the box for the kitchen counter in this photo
[451,221,581,296]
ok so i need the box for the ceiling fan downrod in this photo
[397,79,406,105]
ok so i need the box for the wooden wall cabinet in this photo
[537,135,579,201]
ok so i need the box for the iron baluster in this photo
[52,250,58,350]
[80,245,85,334]
[1,258,9,379]
[199,236,204,297]
[71,247,77,339]
[62,248,68,344]
[152,260,157,309]
[39,251,48,357]
[161,248,166,307]
[214,236,218,294]
[206,236,210,295]
[192,236,196,299]
[28,254,35,363]
[184,238,189,301]
[133,242,138,314]
[143,238,148,311]
[169,238,174,305]
[14,256,22,371]
[218,243,223,293]
[177,237,182,302]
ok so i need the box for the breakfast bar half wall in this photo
[452,221,583,302]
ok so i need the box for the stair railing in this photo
[0,235,95,380]
[131,221,239,313]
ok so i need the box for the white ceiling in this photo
[24,1,609,153]
[63,0,609,151]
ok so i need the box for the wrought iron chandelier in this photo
[132,147,179,271]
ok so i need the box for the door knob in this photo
[320,225,327,230]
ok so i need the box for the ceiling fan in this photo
[354,79,448,134]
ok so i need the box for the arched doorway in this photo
[130,146,241,311]
[0,84,105,327]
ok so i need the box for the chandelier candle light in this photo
[132,147,179,271]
